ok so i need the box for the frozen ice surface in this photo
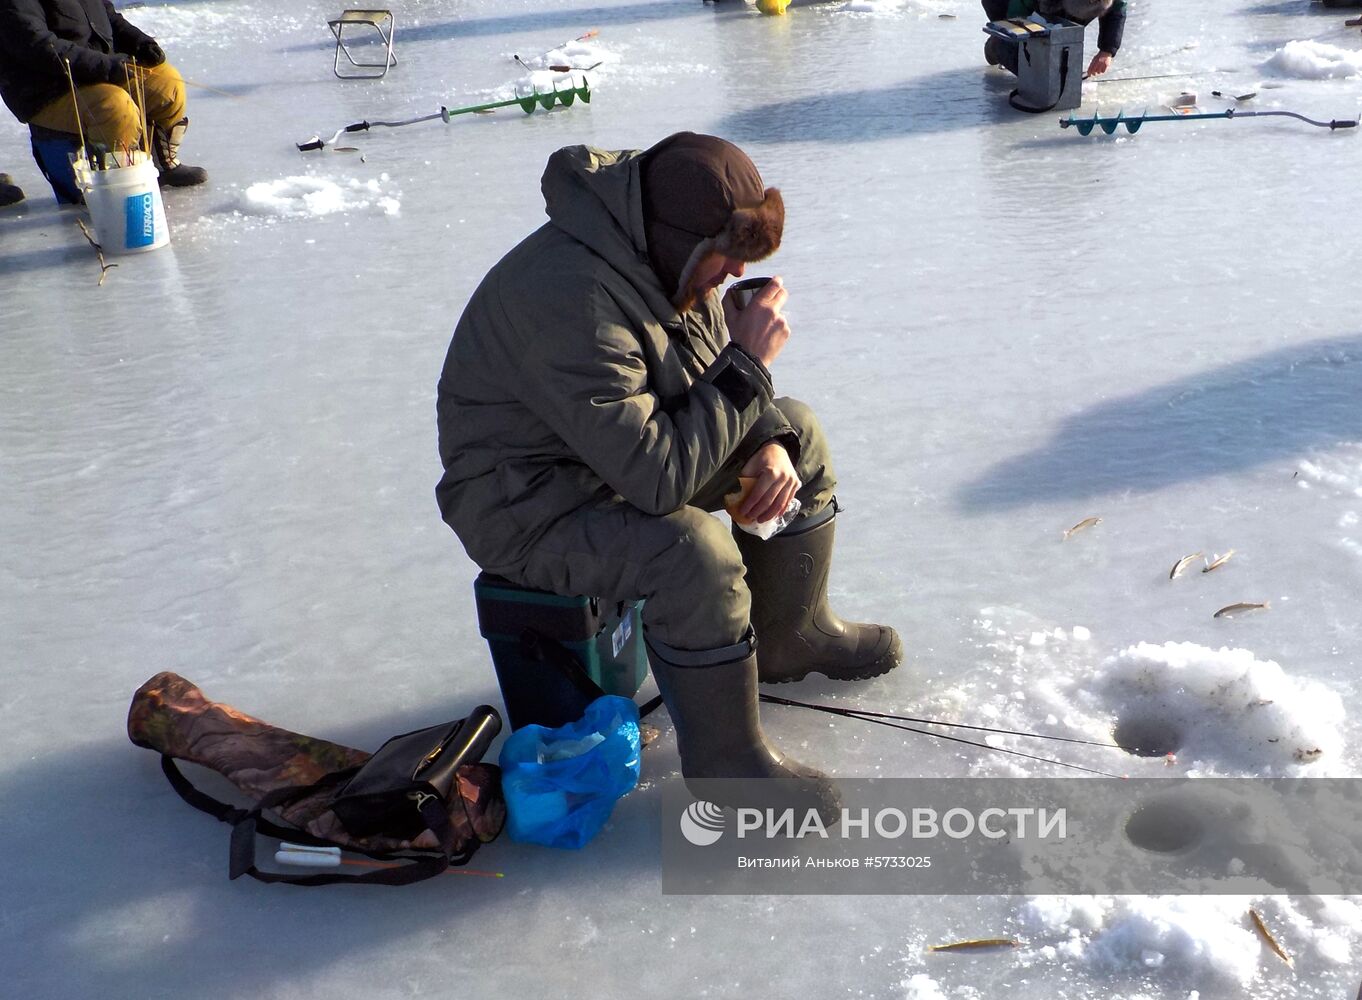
[2,0,1361,998]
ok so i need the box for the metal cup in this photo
[727,276,773,310]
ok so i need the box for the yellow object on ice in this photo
[757,0,790,15]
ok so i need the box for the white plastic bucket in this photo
[75,157,169,255]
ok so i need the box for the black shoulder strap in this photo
[160,756,466,887]
[160,756,339,846]
[228,786,465,886]
[1009,45,1072,114]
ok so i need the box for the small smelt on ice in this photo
[1202,549,1236,573]
[1063,517,1101,540]
[1213,602,1269,618]
[929,938,1018,952]
[1169,552,1203,579]
[1248,908,1293,968]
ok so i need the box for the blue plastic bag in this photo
[498,695,642,849]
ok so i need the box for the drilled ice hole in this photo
[1113,715,1183,757]
[1125,799,1204,854]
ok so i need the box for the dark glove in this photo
[105,54,132,83]
[134,39,166,67]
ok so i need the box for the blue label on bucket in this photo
[124,191,156,249]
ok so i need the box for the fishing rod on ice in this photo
[512,29,603,74]
[296,76,592,150]
[759,693,1130,779]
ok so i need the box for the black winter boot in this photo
[648,632,841,826]
[735,507,902,684]
[152,117,208,187]
[0,173,24,207]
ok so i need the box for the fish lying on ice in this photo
[1213,602,1268,618]
[1202,549,1236,573]
[1063,517,1101,540]
[929,939,1018,952]
[1248,908,1293,968]
[1169,552,1203,579]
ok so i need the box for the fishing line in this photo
[1093,71,1203,85]
[762,695,1128,778]
[760,693,1123,749]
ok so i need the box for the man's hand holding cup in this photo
[723,275,789,369]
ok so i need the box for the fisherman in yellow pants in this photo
[0,0,207,187]
[28,62,205,184]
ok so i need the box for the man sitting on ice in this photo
[435,133,903,820]
[0,0,207,190]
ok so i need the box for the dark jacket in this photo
[0,0,152,121]
[435,146,793,573]
[1008,0,1127,56]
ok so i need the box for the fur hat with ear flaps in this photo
[640,132,784,310]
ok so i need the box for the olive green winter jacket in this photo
[435,145,796,573]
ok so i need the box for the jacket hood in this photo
[540,144,680,322]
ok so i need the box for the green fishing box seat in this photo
[473,572,648,731]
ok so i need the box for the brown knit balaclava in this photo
[640,132,785,310]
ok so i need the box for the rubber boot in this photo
[983,37,1018,74]
[152,117,208,187]
[648,633,841,826]
[0,173,24,207]
[735,507,902,684]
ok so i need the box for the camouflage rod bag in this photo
[128,672,506,886]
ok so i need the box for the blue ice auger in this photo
[1061,107,1358,135]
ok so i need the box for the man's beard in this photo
[672,278,714,314]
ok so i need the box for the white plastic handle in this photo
[274,850,342,868]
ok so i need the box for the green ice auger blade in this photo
[447,94,522,117]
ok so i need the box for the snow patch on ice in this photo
[1021,896,1260,985]
[525,38,615,67]
[1019,895,1362,987]
[956,611,1351,779]
[1091,641,1345,775]
[506,38,619,91]
[239,176,401,218]
[899,973,948,1000]
[1264,40,1362,80]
